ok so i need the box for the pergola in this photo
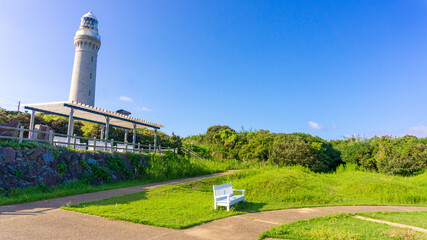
[24,101,164,149]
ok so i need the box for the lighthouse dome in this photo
[75,11,100,40]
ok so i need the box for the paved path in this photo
[1,171,426,239]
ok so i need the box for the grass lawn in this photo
[258,213,426,240]
[357,211,427,229]
[63,166,427,229]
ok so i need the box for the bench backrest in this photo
[213,183,233,197]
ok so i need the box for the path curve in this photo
[0,171,426,239]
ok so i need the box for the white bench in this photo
[213,183,245,211]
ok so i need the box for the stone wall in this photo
[0,147,149,191]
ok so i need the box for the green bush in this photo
[375,136,427,176]
[270,141,332,172]
[339,141,376,170]
[89,163,111,183]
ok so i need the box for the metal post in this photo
[132,123,136,153]
[73,134,77,149]
[110,139,114,152]
[93,137,97,151]
[104,116,110,151]
[149,144,152,152]
[49,130,54,145]
[19,126,24,143]
[28,110,35,139]
[154,128,157,153]
[67,108,74,146]
[100,125,105,140]
[124,130,128,152]
[138,142,141,153]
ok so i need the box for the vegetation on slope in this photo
[184,125,427,176]
[63,166,427,229]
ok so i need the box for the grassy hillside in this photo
[63,166,427,229]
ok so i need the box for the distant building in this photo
[116,109,131,116]
[68,12,101,106]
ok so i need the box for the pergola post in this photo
[132,123,136,146]
[100,125,105,140]
[28,110,35,139]
[124,129,128,152]
[67,108,74,145]
[154,128,157,153]
[104,116,110,151]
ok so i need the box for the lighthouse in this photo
[68,12,101,106]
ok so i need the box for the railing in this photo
[0,125,177,154]
[181,146,205,160]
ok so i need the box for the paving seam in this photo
[354,215,427,233]
[234,216,279,225]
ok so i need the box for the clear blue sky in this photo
[1,0,426,140]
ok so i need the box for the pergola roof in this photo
[24,101,163,130]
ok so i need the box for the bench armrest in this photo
[233,189,245,196]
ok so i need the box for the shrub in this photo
[270,140,332,172]
[375,136,427,176]
[89,164,111,183]
[340,141,376,171]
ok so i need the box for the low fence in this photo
[0,125,177,154]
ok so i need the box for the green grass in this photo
[63,166,427,229]
[357,211,427,229]
[0,156,228,206]
[258,213,426,240]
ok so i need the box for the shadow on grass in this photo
[230,201,267,213]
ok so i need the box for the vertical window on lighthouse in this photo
[89,90,91,96]
[90,73,92,79]
[91,56,93,62]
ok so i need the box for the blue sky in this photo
[1,0,427,139]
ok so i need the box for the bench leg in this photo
[227,205,230,211]
[214,203,217,210]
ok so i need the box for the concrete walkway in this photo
[1,172,426,239]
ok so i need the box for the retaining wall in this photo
[0,146,149,191]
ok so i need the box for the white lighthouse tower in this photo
[69,11,101,106]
